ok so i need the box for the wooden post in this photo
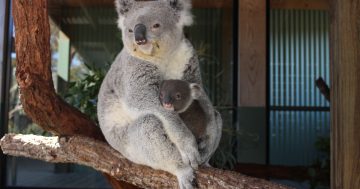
[239,0,266,107]
[330,0,360,188]
[237,0,267,164]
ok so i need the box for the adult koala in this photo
[97,0,222,188]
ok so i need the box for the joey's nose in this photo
[134,24,147,45]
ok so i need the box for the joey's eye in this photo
[175,93,181,100]
[153,23,160,28]
[128,29,133,33]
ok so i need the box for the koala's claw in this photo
[180,146,201,169]
[189,156,199,170]
[177,167,196,189]
[180,153,197,169]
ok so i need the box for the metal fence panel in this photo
[269,9,330,166]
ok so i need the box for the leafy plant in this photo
[308,137,330,189]
[64,63,109,123]
[210,131,238,169]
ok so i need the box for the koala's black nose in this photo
[134,24,147,45]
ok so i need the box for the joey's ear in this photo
[166,0,193,27]
[159,81,165,90]
[190,83,202,99]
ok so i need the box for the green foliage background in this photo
[64,63,109,124]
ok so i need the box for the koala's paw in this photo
[179,145,201,169]
[190,83,202,100]
[176,167,197,189]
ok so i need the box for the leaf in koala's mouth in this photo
[138,43,154,55]
[154,42,160,49]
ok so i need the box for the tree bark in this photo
[13,0,103,140]
[1,134,290,189]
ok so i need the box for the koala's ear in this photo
[167,0,193,27]
[115,0,133,16]
[115,0,134,29]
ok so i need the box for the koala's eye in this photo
[175,93,181,100]
[153,23,160,28]
[160,92,164,99]
[128,29,133,33]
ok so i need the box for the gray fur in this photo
[159,80,221,162]
[98,1,222,188]
[159,80,207,140]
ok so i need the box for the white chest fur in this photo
[158,41,193,80]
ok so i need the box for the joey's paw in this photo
[197,136,209,150]
[190,83,202,99]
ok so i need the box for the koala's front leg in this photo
[153,109,201,168]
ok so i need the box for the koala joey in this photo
[159,80,208,150]
[97,0,222,188]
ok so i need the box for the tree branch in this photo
[13,0,103,141]
[1,134,290,189]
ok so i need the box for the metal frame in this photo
[265,0,270,166]
[266,7,330,167]
[231,0,239,160]
[270,106,330,112]
[0,0,11,188]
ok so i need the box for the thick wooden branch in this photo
[13,0,103,140]
[1,134,290,189]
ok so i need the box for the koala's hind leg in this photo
[109,114,196,189]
